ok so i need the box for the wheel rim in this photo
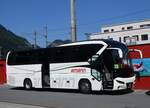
[82,83,89,90]
[24,80,32,89]
[80,81,91,93]
[25,82,31,89]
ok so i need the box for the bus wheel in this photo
[24,79,32,90]
[79,80,91,94]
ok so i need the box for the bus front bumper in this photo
[113,76,136,90]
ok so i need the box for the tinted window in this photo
[127,26,133,30]
[124,36,130,42]
[8,50,43,65]
[111,29,114,32]
[104,29,109,33]
[8,44,104,65]
[8,52,16,65]
[122,27,125,30]
[141,34,148,41]
[132,35,139,41]
[49,44,103,63]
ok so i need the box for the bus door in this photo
[90,55,103,82]
[102,48,123,90]
[41,62,50,88]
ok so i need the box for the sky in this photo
[1,0,150,47]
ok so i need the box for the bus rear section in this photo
[6,51,43,89]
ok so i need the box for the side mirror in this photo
[118,49,123,58]
[88,54,99,64]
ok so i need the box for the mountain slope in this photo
[48,39,71,47]
[0,24,32,58]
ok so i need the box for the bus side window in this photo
[91,69,101,81]
[8,52,17,65]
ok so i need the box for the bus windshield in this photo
[113,50,134,78]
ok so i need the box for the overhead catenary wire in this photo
[22,8,150,36]
[40,8,150,32]
[77,8,150,28]
[20,8,150,47]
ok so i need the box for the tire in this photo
[79,80,91,94]
[24,79,32,90]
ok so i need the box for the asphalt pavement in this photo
[0,85,150,108]
[0,102,47,108]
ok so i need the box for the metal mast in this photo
[34,31,37,49]
[70,0,77,42]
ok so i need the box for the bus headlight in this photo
[116,80,125,84]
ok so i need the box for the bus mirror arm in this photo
[88,54,99,64]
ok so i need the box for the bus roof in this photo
[8,39,127,54]
[59,39,108,47]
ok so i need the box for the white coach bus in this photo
[6,39,135,93]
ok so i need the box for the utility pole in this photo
[34,31,37,49]
[44,25,48,47]
[70,0,77,42]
